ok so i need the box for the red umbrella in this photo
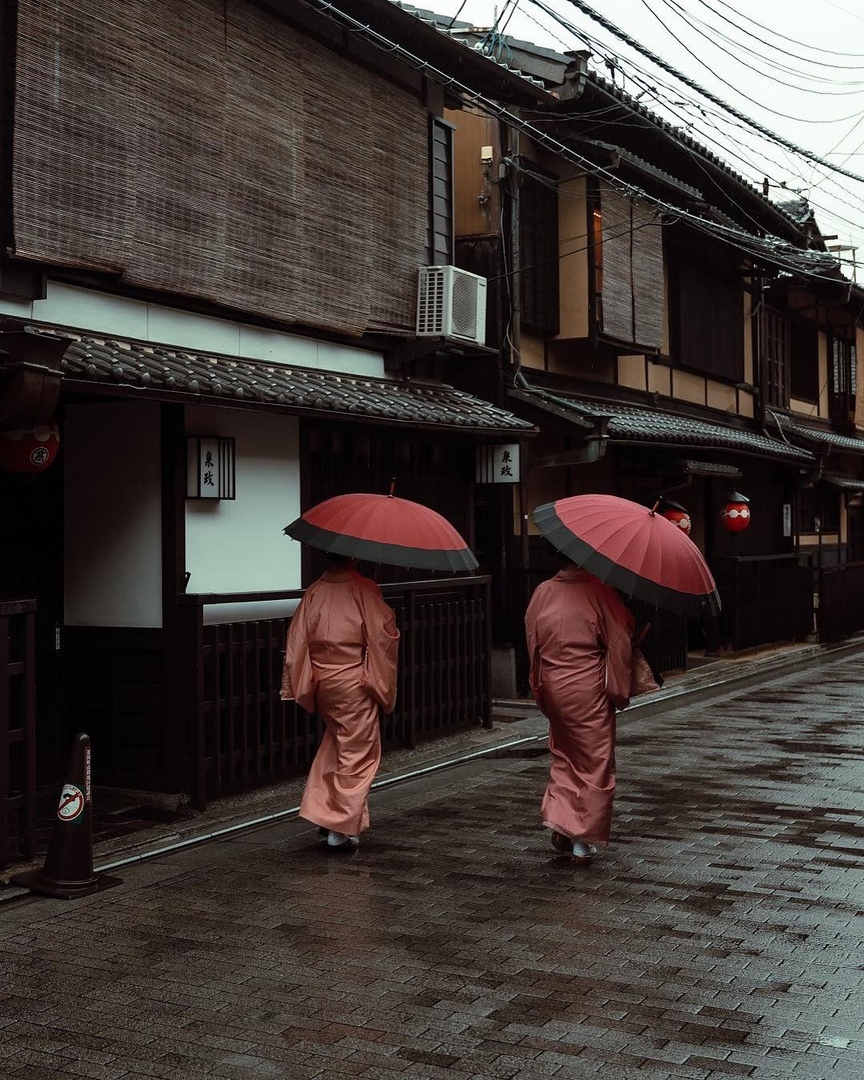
[533,493,720,616]
[284,492,478,572]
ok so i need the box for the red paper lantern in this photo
[721,492,751,534]
[0,422,60,474]
[659,502,692,536]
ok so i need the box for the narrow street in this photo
[1,651,863,1080]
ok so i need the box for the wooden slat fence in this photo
[817,561,864,642]
[712,555,814,651]
[180,576,491,808]
[0,600,37,868]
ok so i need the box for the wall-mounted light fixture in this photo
[186,435,236,500]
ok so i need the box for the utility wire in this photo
[703,0,864,58]
[522,0,864,232]
[557,0,864,185]
[638,0,864,115]
[657,0,864,90]
[303,0,844,282]
[523,0,864,228]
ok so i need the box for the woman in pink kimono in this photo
[281,555,400,850]
[525,562,634,863]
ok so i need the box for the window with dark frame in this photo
[519,172,560,336]
[847,506,864,562]
[428,117,454,266]
[797,487,840,535]
[758,305,790,409]
[790,319,819,403]
[828,329,857,422]
[591,203,603,328]
[669,250,745,382]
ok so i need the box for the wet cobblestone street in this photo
[1,651,863,1079]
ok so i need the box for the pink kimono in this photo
[525,566,634,845]
[281,569,400,836]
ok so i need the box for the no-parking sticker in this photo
[57,784,85,824]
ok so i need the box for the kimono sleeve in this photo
[524,582,550,710]
[357,584,400,715]
[597,586,635,710]
[280,591,317,713]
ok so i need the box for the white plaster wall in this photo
[185,406,301,597]
[64,401,163,627]
[1,281,387,377]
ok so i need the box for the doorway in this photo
[0,455,66,781]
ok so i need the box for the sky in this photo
[427,0,864,279]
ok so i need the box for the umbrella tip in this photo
[649,499,661,516]
[388,477,396,497]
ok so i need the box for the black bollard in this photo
[12,733,122,899]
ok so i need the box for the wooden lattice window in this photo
[758,306,790,409]
[797,488,840,535]
[829,331,857,422]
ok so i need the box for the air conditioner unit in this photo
[416,265,487,347]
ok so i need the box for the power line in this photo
[707,0,864,54]
[556,0,864,185]
[523,0,864,225]
[692,0,864,69]
[303,0,843,282]
[522,0,864,228]
[656,0,864,91]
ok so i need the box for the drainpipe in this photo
[506,125,521,379]
[505,128,531,693]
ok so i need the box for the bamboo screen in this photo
[599,184,664,350]
[12,0,429,337]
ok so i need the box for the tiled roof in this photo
[681,459,742,478]
[578,139,704,200]
[789,424,864,455]
[514,387,814,464]
[23,325,535,436]
[396,4,549,89]
[823,472,864,492]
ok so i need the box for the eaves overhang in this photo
[513,385,814,465]
[574,139,704,203]
[0,324,537,439]
[508,386,595,430]
[822,472,864,493]
[788,423,864,456]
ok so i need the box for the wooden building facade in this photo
[429,19,864,688]
[0,0,538,866]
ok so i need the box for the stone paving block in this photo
[3,655,864,1079]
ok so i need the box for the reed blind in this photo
[12,0,429,337]
[599,184,664,350]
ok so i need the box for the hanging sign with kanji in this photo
[476,443,521,484]
[186,435,236,500]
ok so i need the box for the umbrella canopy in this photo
[284,493,478,572]
[533,493,720,617]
